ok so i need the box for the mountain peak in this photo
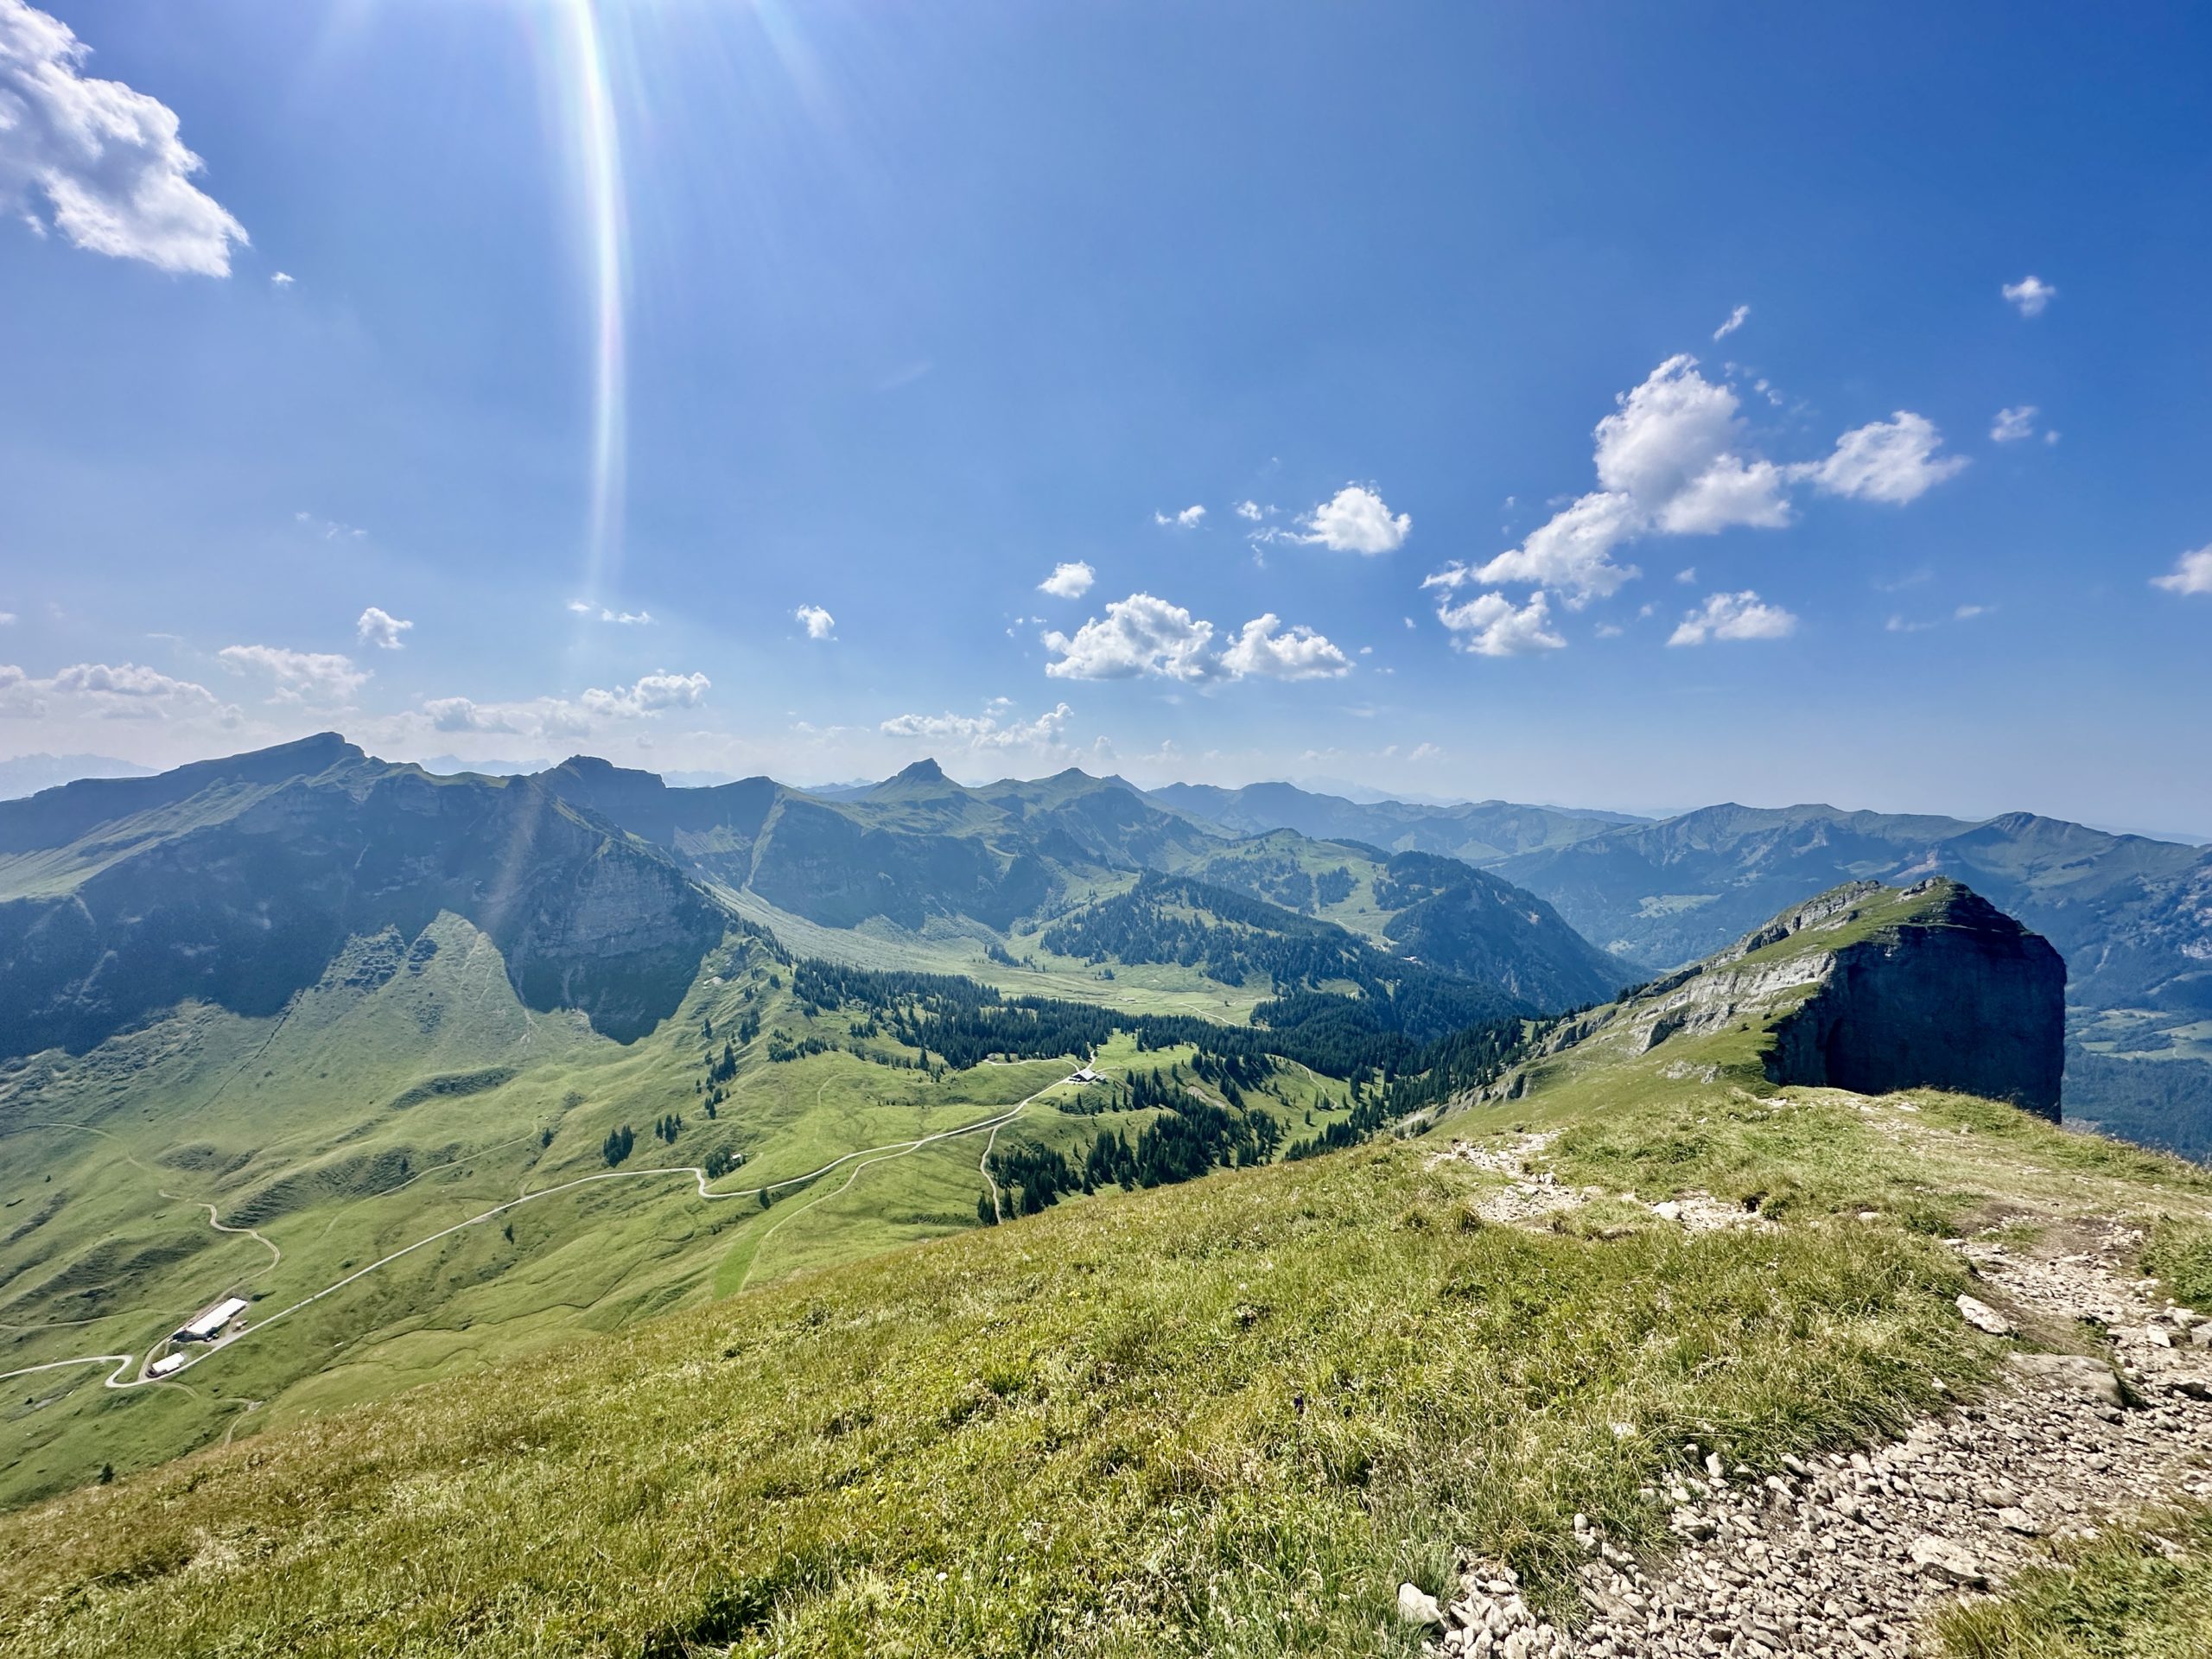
[888,757,948,785]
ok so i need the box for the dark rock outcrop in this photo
[1763,880,2067,1117]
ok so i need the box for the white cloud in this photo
[423,696,514,735]
[2002,275,2056,318]
[1989,405,2038,444]
[1301,484,1409,555]
[0,0,248,275]
[1044,594,1216,682]
[1594,355,1791,535]
[1431,588,1567,658]
[270,270,293,287]
[419,695,592,740]
[0,659,237,723]
[880,702,1072,751]
[1235,499,1265,521]
[1713,303,1750,340]
[1408,741,1442,764]
[1041,593,1351,684]
[296,511,366,543]
[1675,566,1697,584]
[1154,505,1206,529]
[1669,590,1798,645]
[357,606,412,651]
[1464,356,1963,613]
[0,611,13,625]
[1449,490,1644,604]
[1466,357,1780,604]
[1217,615,1352,681]
[218,644,369,703]
[1797,411,1968,505]
[794,605,835,640]
[1037,561,1094,600]
[1955,603,1989,620]
[2152,546,2212,597]
[568,599,652,625]
[582,670,711,717]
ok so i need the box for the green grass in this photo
[2144,1220,2212,1310]
[1935,1504,2212,1659]
[0,1138,1992,1658]
[0,912,1348,1511]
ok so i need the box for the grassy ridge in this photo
[0,1137,1986,1658]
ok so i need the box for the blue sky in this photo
[2,2,2208,831]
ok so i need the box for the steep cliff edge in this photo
[1757,880,2066,1116]
[1493,878,2068,1119]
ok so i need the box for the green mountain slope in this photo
[7,882,2207,1657]
[533,755,1632,1014]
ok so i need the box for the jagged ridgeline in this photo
[0,734,727,1057]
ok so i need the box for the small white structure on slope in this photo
[175,1295,249,1343]
[148,1353,188,1378]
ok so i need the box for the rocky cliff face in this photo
[1557,879,2069,1118]
[1761,881,2066,1117]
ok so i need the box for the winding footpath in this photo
[1408,1130,2212,1659]
[0,1074,1069,1394]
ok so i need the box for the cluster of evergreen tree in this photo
[702,1146,740,1179]
[652,1113,683,1144]
[980,1093,1287,1224]
[1039,874,1382,988]
[601,1124,636,1166]
[766,1030,832,1063]
[1281,1010,1551,1161]
[786,947,1502,1084]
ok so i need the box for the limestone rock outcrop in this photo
[1758,880,2066,1117]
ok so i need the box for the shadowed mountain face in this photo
[1156,785,2207,1018]
[1750,881,2068,1116]
[0,738,727,1057]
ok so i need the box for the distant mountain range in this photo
[4,739,2206,1154]
[0,741,1631,1068]
[1134,779,2212,1156]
